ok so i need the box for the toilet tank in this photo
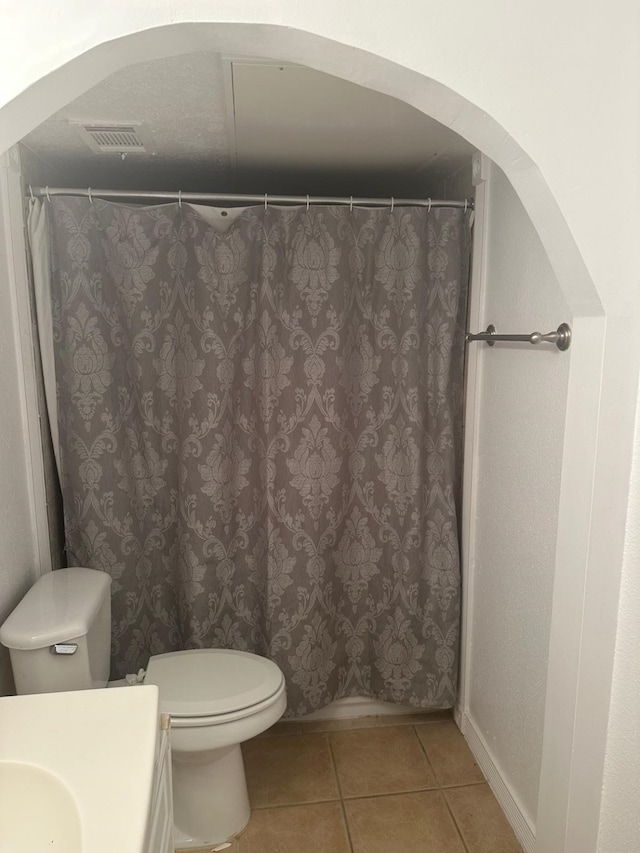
[0,567,112,694]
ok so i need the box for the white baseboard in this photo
[461,712,536,853]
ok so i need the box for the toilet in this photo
[0,567,287,847]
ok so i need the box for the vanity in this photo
[0,685,173,853]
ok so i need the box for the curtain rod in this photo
[466,324,572,351]
[28,186,473,210]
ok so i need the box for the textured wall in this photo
[598,389,640,852]
[0,157,38,694]
[467,163,570,824]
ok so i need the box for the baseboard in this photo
[461,712,536,853]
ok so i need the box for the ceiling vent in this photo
[72,122,154,155]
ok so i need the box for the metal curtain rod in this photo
[466,324,572,351]
[28,186,473,210]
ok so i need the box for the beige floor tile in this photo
[330,725,437,798]
[445,784,523,852]
[242,733,339,807]
[345,791,466,853]
[261,715,379,737]
[416,721,485,787]
[236,802,351,853]
[376,709,453,727]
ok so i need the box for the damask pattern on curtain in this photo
[45,198,469,715]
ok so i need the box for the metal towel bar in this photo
[466,323,571,351]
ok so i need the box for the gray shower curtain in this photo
[40,197,469,714]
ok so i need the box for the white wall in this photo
[0,2,636,299]
[465,162,570,828]
[0,5,638,851]
[597,387,640,852]
[0,151,40,694]
[443,162,474,201]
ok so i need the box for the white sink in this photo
[0,685,159,853]
[0,760,81,850]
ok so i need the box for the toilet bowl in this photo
[0,568,287,849]
[145,648,287,847]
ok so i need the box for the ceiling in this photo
[21,51,475,198]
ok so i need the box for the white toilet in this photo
[0,567,287,847]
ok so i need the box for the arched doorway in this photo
[0,20,615,853]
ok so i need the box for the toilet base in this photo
[172,743,250,846]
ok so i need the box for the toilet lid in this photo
[144,649,284,717]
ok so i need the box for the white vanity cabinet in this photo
[147,713,174,853]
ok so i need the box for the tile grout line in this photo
[412,724,471,853]
[251,795,340,811]
[412,723,443,788]
[327,732,356,853]
[336,786,447,803]
[440,788,472,853]
[259,712,453,738]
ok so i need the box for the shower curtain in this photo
[30,197,469,715]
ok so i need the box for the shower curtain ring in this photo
[349,196,353,212]
[390,197,395,213]
[264,193,268,210]
[87,187,93,204]
[28,185,35,203]
[306,194,310,211]
[427,197,432,213]
[464,199,468,213]
[45,186,51,203]
[178,190,182,209]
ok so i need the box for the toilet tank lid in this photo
[0,568,112,650]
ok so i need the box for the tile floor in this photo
[178,712,523,853]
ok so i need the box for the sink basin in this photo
[0,760,81,851]
[0,685,159,853]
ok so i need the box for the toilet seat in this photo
[145,648,285,721]
[167,680,287,728]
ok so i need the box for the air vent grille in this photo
[73,122,153,154]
